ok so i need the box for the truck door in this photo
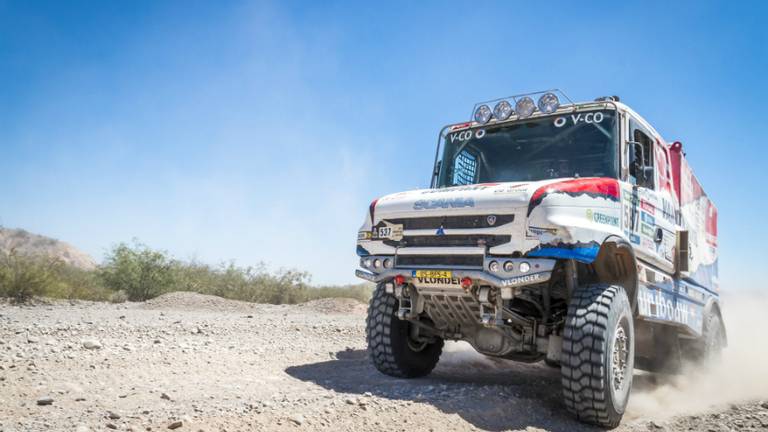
[627,120,676,273]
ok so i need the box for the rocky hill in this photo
[0,227,96,270]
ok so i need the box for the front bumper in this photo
[355,257,557,295]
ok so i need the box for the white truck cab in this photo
[355,91,723,427]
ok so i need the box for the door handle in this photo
[654,227,663,243]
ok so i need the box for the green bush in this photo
[173,261,312,304]
[0,249,61,302]
[305,283,373,303]
[100,241,177,301]
[1,239,373,305]
[45,264,113,301]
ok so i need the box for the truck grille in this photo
[384,235,511,248]
[383,214,515,230]
[395,255,484,268]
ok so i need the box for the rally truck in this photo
[354,90,724,427]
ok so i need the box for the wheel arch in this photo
[586,236,640,311]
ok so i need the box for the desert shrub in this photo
[108,290,128,303]
[100,241,177,301]
[45,264,112,301]
[1,237,375,305]
[172,261,312,304]
[0,249,61,302]
[305,283,373,303]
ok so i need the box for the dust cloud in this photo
[438,292,768,420]
[440,341,503,369]
[627,291,768,419]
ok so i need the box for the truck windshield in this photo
[434,109,618,187]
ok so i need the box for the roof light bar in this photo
[469,89,574,124]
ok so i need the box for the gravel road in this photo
[1,292,766,432]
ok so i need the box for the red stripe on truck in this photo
[528,177,620,216]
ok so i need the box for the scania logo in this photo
[413,197,475,210]
[486,215,497,226]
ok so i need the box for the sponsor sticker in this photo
[371,222,404,241]
[448,129,486,143]
[640,223,655,237]
[421,185,494,194]
[629,233,641,244]
[527,226,558,238]
[493,183,529,194]
[640,212,656,225]
[553,112,604,128]
[641,238,655,250]
[586,209,620,227]
[501,272,543,287]
[640,200,655,215]
[637,286,702,332]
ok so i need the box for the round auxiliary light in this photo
[515,97,536,118]
[519,262,531,273]
[474,104,492,124]
[493,100,514,121]
[460,277,473,289]
[489,260,500,272]
[503,261,514,272]
[394,274,406,286]
[383,258,392,269]
[537,92,560,114]
[362,257,372,268]
[373,259,381,269]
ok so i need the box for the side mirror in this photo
[676,230,690,273]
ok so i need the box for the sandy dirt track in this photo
[1,292,766,432]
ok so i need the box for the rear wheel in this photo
[683,309,725,366]
[702,314,725,362]
[561,284,634,428]
[366,282,443,378]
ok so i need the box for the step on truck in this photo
[355,90,724,427]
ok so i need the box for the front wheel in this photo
[561,284,634,428]
[366,282,443,378]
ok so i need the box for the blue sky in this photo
[0,1,765,286]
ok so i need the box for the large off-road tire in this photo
[701,313,725,362]
[561,284,634,428]
[366,282,443,378]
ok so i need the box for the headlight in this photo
[383,258,392,269]
[515,97,535,118]
[373,259,381,269]
[519,262,531,273]
[503,261,514,272]
[537,92,560,114]
[362,257,372,268]
[474,105,492,124]
[489,260,500,272]
[493,100,513,121]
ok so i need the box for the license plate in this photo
[412,270,452,279]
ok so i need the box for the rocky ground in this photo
[1,292,766,432]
